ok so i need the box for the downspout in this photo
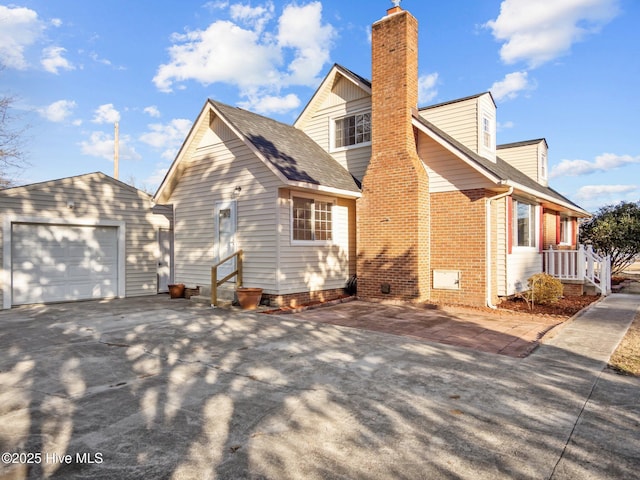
[486,186,513,308]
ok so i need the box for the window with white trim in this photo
[482,115,492,149]
[334,112,371,149]
[559,216,573,245]
[540,152,547,180]
[513,199,536,248]
[292,196,333,242]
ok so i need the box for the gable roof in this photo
[498,138,548,150]
[155,100,361,203]
[0,171,150,199]
[412,114,589,216]
[419,92,497,111]
[294,63,371,129]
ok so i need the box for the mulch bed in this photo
[497,295,600,317]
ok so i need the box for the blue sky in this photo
[1,0,638,211]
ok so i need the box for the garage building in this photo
[0,172,173,309]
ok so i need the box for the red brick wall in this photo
[357,9,431,303]
[430,189,489,306]
[264,288,347,308]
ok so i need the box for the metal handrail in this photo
[210,250,243,307]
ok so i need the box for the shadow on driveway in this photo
[0,295,637,479]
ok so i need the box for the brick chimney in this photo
[357,5,430,302]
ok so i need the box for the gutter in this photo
[486,186,513,309]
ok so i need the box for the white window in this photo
[482,116,492,149]
[334,112,371,149]
[540,152,547,180]
[559,216,573,245]
[292,196,333,242]
[513,199,536,248]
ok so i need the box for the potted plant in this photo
[236,287,263,310]
[168,283,185,299]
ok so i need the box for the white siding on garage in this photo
[0,173,170,308]
[169,120,282,291]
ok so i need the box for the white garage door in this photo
[11,223,119,306]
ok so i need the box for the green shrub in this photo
[524,273,564,305]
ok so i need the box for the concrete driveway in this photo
[0,294,638,479]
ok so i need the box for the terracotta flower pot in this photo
[236,287,263,310]
[168,284,185,299]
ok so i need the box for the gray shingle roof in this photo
[209,100,360,194]
[413,114,587,213]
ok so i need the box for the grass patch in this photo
[609,310,640,376]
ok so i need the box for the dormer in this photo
[497,138,549,187]
[419,92,497,162]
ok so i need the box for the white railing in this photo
[543,245,611,295]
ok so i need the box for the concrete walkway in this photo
[0,294,638,479]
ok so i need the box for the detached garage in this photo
[0,172,173,309]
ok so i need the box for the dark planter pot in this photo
[168,284,185,299]
[236,288,263,310]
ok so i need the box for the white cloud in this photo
[41,46,74,74]
[574,184,639,208]
[80,131,141,161]
[489,71,533,102]
[38,99,77,122]
[485,0,620,68]
[277,2,336,86]
[550,153,640,178]
[0,5,44,70]
[145,166,170,191]
[418,73,439,104]
[238,93,300,115]
[153,20,281,93]
[153,1,334,113]
[497,121,515,131]
[92,104,121,124]
[144,106,161,118]
[139,118,192,160]
[230,1,274,33]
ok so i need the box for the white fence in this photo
[543,245,611,295]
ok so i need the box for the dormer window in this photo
[334,112,371,149]
[482,116,492,149]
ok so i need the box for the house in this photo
[155,4,604,308]
[0,172,172,309]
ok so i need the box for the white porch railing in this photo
[543,245,611,295]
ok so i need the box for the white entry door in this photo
[157,228,172,293]
[215,200,237,281]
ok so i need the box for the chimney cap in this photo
[387,0,402,15]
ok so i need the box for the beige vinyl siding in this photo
[299,77,372,182]
[498,143,539,181]
[420,97,479,153]
[496,197,508,296]
[0,173,168,307]
[417,132,494,193]
[170,128,282,291]
[277,189,353,294]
